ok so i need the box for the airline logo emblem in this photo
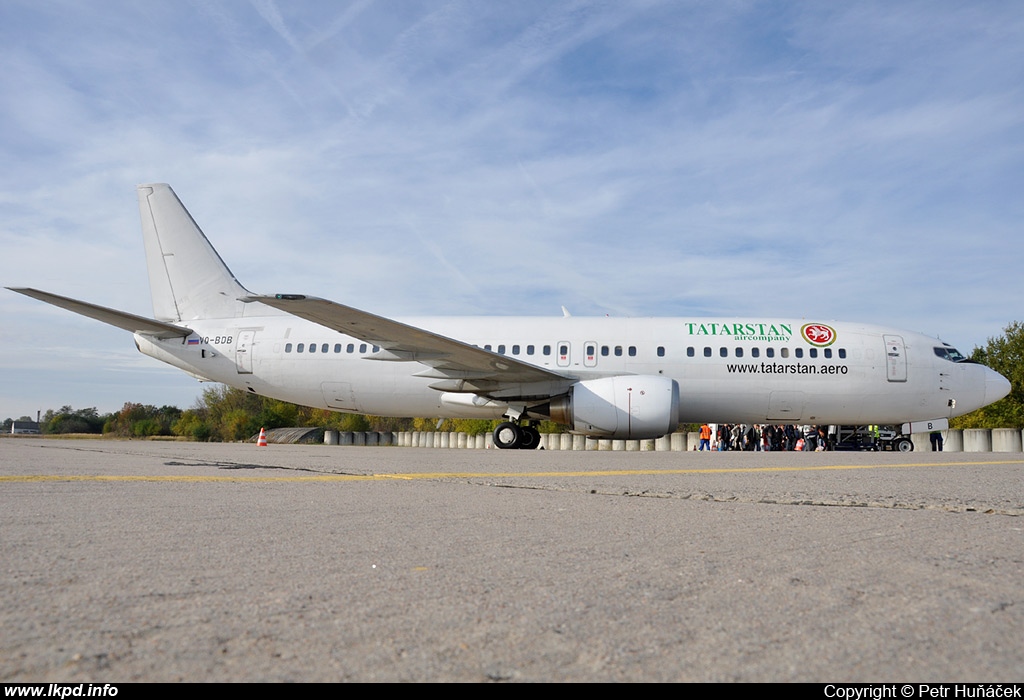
[801,323,836,347]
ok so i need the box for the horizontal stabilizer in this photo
[8,287,193,339]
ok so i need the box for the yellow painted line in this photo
[0,459,1020,483]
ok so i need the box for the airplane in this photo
[7,183,1012,450]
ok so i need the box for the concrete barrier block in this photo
[324,430,338,445]
[910,433,931,452]
[671,433,687,452]
[992,428,1022,452]
[963,429,992,452]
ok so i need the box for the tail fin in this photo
[137,183,251,322]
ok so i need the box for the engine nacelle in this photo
[547,375,680,439]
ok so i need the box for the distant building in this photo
[11,421,40,435]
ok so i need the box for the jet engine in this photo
[543,375,680,439]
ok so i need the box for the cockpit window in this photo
[934,346,967,362]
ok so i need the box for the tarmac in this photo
[1,437,1021,682]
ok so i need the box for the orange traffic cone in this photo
[257,427,268,447]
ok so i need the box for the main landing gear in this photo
[493,421,542,450]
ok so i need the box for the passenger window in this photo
[359,343,367,353]
[703,347,711,357]
[586,345,595,356]
[285,343,292,353]
[781,348,790,358]
[766,348,775,358]
[512,344,520,355]
[297,343,305,353]
[657,346,665,357]
[719,347,727,358]
[794,348,803,358]
[687,347,695,357]
[751,348,759,358]
[838,348,846,359]
[601,346,609,356]
[560,345,569,356]
[809,348,817,358]
[322,343,329,353]
[334,344,341,353]
[628,346,636,357]
[498,344,506,354]
[735,348,743,357]
[527,345,535,355]
[543,345,551,355]
[614,346,622,356]
[309,343,316,353]
[347,343,354,353]
[824,348,832,359]
[484,344,492,351]
[372,345,379,352]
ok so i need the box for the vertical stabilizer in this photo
[137,183,250,322]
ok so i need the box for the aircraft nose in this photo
[985,369,1012,404]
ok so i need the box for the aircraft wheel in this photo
[518,426,541,450]
[894,437,914,452]
[493,422,522,449]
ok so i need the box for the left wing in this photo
[248,294,574,395]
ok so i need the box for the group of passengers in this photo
[697,423,831,452]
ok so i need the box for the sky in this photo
[1,0,1022,420]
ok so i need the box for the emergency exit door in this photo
[235,331,255,374]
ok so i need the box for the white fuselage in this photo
[136,313,1002,426]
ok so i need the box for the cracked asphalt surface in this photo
[2,438,1021,681]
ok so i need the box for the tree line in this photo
[5,321,1023,439]
[2,387,541,441]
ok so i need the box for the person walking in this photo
[699,423,712,451]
